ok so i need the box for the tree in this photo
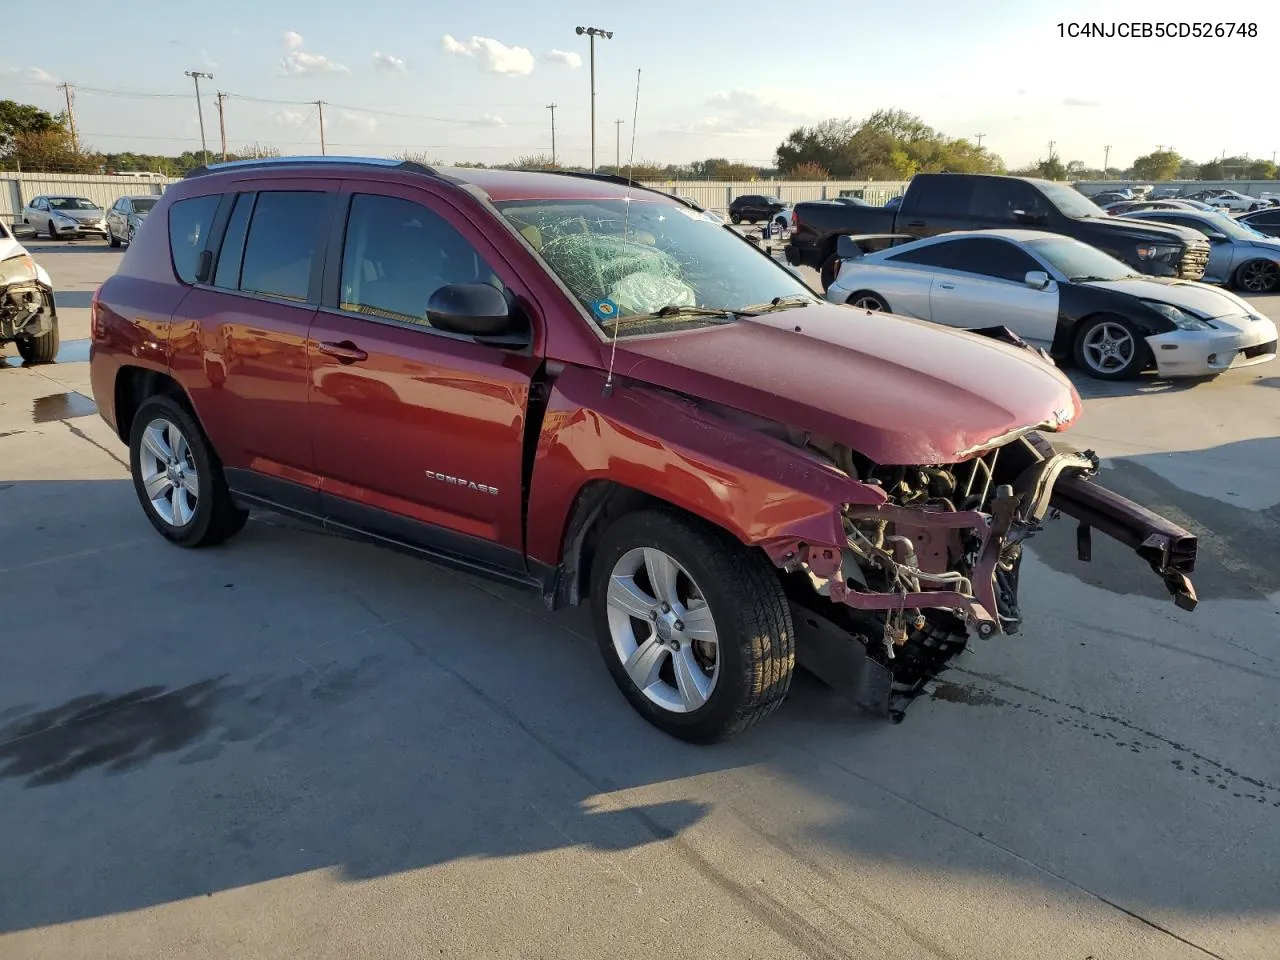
[1197,160,1223,180]
[1245,160,1277,180]
[788,161,829,180]
[9,127,98,173]
[0,100,60,164]
[1130,150,1181,180]
[511,152,558,170]
[775,110,1004,179]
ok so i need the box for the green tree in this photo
[1130,150,1181,180]
[1198,160,1224,180]
[0,99,61,164]
[1245,160,1277,180]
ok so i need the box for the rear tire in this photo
[730,212,742,224]
[819,252,841,291]
[16,316,59,364]
[128,394,248,548]
[845,291,890,312]
[589,508,795,744]
[1233,259,1280,294]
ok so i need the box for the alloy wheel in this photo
[138,417,200,526]
[604,546,720,714]
[1239,260,1280,293]
[1081,321,1135,374]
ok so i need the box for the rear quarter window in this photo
[167,194,221,284]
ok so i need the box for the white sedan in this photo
[825,228,1277,380]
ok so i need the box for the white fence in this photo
[1074,179,1280,198]
[2,170,907,222]
[2,172,175,223]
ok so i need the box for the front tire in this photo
[16,315,59,364]
[1233,259,1280,294]
[589,509,795,744]
[108,225,121,248]
[1073,314,1149,380]
[128,394,248,548]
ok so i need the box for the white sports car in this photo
[825,228,1277,380]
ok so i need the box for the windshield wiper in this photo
[737,294,815,315]
[600,304,737,328]
[1068,275,1117,282]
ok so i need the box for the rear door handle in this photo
[317,340,368,364]
[905,220,926,228]
[938,282,955,290]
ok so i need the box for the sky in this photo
[2,0,1278,172]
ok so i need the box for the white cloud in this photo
[283,31,304,49]
[271,109,308,128]
[1062,97,1100,108]
[280,50,350,76]
[200,49,218,70]
[441,34,534,76]
[480,114,505,127]
[2,66,59,84]
[663,89,810,137]
[373,51,407,75]
[341,110,379,132]
[543,49,582,69]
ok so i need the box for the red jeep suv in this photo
[90,157,1199,742]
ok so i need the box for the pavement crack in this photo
[802,745,1230,960]
[60,419,128,470]
[951,667,1280,798]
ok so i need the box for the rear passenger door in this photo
[169,182,337,510]
[306,183,543,568]
[897,177,977,238]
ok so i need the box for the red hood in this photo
[610,303,1082,465]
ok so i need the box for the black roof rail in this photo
[184,156,439,180]
[517,168,697,208]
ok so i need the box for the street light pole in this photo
[184,70,213,162]
[575,25,613,173]
[1104,144,1111,179]
[615,119,623,170]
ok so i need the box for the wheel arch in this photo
[112,365,193,444]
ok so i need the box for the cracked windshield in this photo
[495,198,816,332]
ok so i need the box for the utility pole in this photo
[1047,139,1056,158]
[546,103,557,166]
[615,119,623,169]
[317,101,326,155]
[57,82,78,153]
[184,70,213,162]
[974,133,985,148]
[215,92,228,162]
[1103,145,1111,178]
[574,25,614,173]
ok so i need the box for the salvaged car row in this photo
[58,157,1204,745]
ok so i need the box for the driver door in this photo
[307,184,543,571]
[926,237,1060,344]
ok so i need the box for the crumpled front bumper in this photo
[1146,322,1278,377]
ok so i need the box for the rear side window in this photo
[904,177,975,217]
[167,194,220,284]
[969,179,1049,222]
[885,241,968,270]
[213,193,254,289]
[239,191,328,302]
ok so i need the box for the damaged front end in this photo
[0,252,55,344]
[765,431,1198,720]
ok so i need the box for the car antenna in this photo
[602,67,642,399]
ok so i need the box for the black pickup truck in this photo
[785,173,1212,290]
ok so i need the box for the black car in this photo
[728,193,787,225]
[1237,206,1280,238]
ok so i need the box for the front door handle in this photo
[317,340,368,364]
[905,220,926,228]
[938,282,955,290]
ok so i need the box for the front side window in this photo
[167,194,221,285]
[239,190,329,302]
[493,197,815,336]
[339,193,504,326]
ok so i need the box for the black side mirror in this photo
[427,283,525,343]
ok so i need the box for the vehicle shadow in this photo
[1,450,1278,943]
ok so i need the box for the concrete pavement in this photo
[2,241,1278,960]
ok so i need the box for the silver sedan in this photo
[1117,209,1280,293]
